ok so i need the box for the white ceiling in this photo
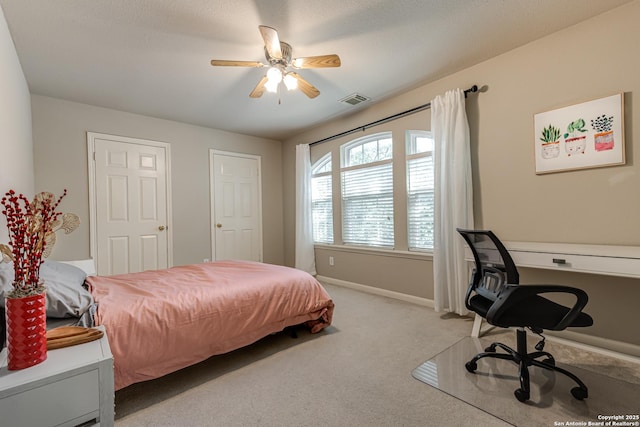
[0,0,633,140]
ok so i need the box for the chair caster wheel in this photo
[465,361,477,373]
[571,386,588,400]
[514,388,529,402]
[484,345,496,352]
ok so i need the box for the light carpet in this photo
[114,284,639,426]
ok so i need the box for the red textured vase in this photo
[5,292,47,370]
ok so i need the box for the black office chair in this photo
[457,228,593,402]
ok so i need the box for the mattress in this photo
[86,260,334,390]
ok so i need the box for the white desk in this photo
[465,241,640,337]
[0,326,114,427]
[500,241,640,279]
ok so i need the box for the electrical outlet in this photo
[203,258,210,263]
[329,256,334,266]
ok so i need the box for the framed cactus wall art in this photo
[533,93,625,174]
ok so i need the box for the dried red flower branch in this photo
[1,189,68,298]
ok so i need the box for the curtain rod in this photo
[309,85,478,146]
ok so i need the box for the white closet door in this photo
[89,133,171,275]
[210,151,262,262]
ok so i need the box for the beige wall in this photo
[32,95,284,266]
[284,1,640,352]
[0,5,34,242]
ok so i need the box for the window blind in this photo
[342,162,394,247]
[407,154,434,250]
[311,174,333,243]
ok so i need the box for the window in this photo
[406,131,434,250]
[341,133,394,247]
[311,154,333,243]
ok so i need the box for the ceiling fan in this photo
[210,26,341,99]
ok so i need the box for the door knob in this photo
[216,223,222,228]
[158,225,166,231]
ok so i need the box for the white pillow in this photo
[0,260,94,319]
[58,259,97,276]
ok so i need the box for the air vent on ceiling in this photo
[339,93,370,106]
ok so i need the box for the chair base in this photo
[465,328,589,402]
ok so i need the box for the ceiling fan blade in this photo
[289,72,320,98]
[292,54,341,69]
[249,75,269,98]
[259,25,282,60]
[210,60,264,67]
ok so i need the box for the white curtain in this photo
[432,88,474,315]
[295,143,317,275]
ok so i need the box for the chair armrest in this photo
[487,284,589,330]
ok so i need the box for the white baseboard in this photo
[316,275,434,308]
[545,330,640,363]
[318,275,640,364]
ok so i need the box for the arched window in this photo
[340,132,394,247]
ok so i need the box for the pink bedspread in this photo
[86,260,333,390]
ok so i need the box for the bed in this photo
[0,260,334,390]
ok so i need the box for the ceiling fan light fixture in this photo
[283,73,298,90]
[266,67,283,84]
[265,67,284,93]
[264,79,279,93]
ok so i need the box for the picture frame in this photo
[534,93,625,174]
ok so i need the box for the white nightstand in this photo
[0,325,114,427]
